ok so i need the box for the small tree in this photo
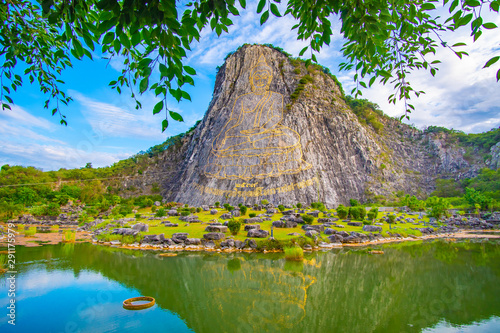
[349,199,360,206]
[387,214,396,229]
[278,204,285,212]
[367,207,378,223]
[215,201,220,208]
[155,208,166,217]
[240,205,248,216]
[337,205,348,219]
[228,219,241,235]
[261,199,269,206]
[296,202,302,209]
[349,207,361,220]
[357,207,366,220]
[302,214,314,225]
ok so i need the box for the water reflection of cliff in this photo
[17,240,500,333]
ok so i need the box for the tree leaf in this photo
[181,90,191,101]
[169,110,184,122]
[483,56,499,68]
[153,101,164,114]
[257,0,266,14]
[184,66,196,75]
[482,22,498,29]
[270,4,281,17]
[421,3,436,10]
[239,0,246,9]
[260,10,270,25]
[139,77,149,93]
[299,46,308,57]
[162,119,169,132]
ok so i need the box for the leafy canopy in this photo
[1,0,499,129]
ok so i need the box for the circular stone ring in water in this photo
[122,296,155,310]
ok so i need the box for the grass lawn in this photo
[93,206,435,243]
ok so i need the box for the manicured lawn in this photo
[95,206,435,242]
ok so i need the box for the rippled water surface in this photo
[1,239,500,332]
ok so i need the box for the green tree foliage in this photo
[464,187,493,210]
[302,214,314,225]
[367,207,378,222]
[228,219,242,235]
[278,204,285,212]
[337,205,348,219]
[349,198,360,207]
[425,196,451,219]
[431,179,464,197]
[240,205,247,216]
[400,194,426,211]
[3,0,499,127]
[345,97,385,133]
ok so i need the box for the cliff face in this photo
[122,44,496,206]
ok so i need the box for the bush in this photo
[278,204,285,212]
[24,226,36,237]
[297,202,302,209]
[284,246,304,261]
[215,201,220,208]
[311,202,326,211]
[180,211,190,217]
[302,214,314,225]
[240,205,248,216]
[64,231,76,242]
[249,213,256,218]
[226,205,234,212]
[196,207,202,213]
[155,208,166,217]
[50,225,60,233]
[337,205,348,219]
[261,199,269,205]
[135,213,141,219]
[349,207,361,220]
[349,199,360,206]
[151,205,157,212]
[357,207,366,220]
[367,207,378,221]
[228,219,242,235]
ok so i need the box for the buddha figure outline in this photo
[204,55,311,180]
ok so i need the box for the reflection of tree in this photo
[13,241,500,333]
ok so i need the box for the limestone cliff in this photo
[119,44,498,206]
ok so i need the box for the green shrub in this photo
[240,205,248,216]
[302,214,314,225]
[196,207,202,213]
[155,208,166,217]
[228,219,242,235]
[357,207,366,220]
[249,213,256,218]
[64,231,76,242]
[297,202,302,209]
[215,201,220,208]
[367,207,378,221]
[284,246,304,260]
[261,199,269,205]
[135,213,141,219]
[180,211,190,217]
[50,225,60,233]
[24,226,36,237]
[278,204,285,212]
[151,205,157,213]
[226,205,234,212]
[349,199,360,206]
[349,207,361,220]
[337,205,348,219]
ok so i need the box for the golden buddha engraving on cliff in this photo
[204,55,311,180]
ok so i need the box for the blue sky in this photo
[1,2,499,171]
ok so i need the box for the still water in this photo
[1,240,500,333]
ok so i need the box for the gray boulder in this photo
[244,217,263,224]
[168,210,179,216]
[185,238,202,245]
[247,229,269,238]
[205,225,228,233]
[362,225,382,232]
[203,232,226,240]
[324,228,336,235]
[328,234,343,243]
[220,213,232,219]
[347,222,362,227]
[132,223,149,232]
[210,209,218,215]
[231,210,241,217]
[244,224,260,231]
[245,239,258,248]
[305,230,319,238]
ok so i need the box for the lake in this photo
[1,239,500,332]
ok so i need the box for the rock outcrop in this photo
[117,44,498,206]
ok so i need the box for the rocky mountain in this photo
[120,44,498,207]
